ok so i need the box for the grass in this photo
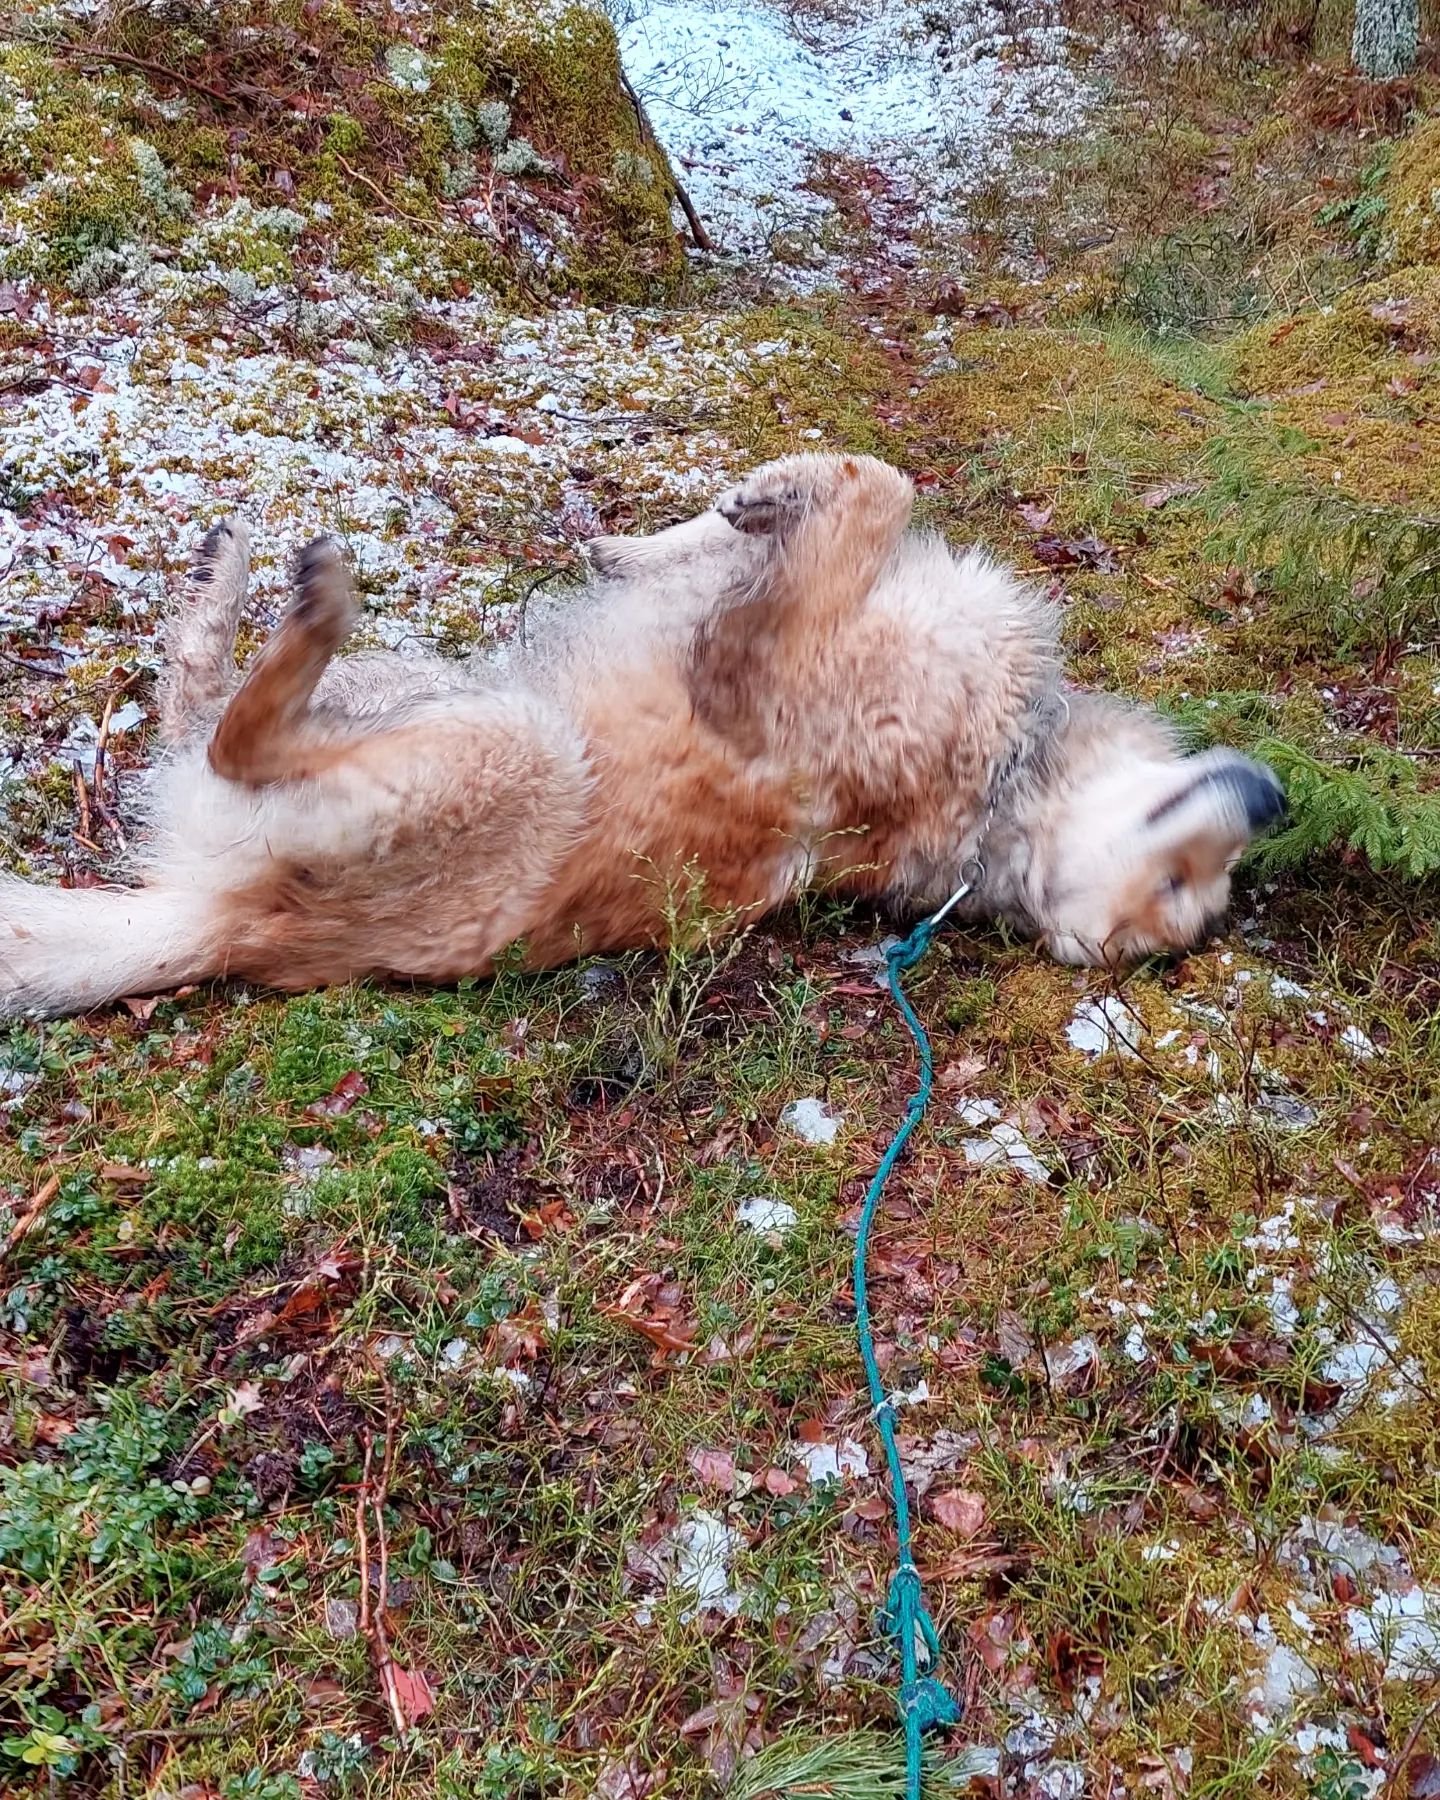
[3,1,1440,1796]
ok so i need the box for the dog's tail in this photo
[208,538,355,787]
[0,879,223,1020]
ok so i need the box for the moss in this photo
[0,1,685,303]
[1378,113,1440,267]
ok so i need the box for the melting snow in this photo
[671,1511,745,1614]
[735,1194,798,1236]
[1064,996,1143,1059]
[962,1120,1051,1182]
[617,0,1088,269]
[1346,1588,1440,1679]
[780,1096,842,1144]
[793,1437,870,1484]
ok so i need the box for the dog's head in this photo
[1015,706,1285,967]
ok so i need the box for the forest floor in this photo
[1,2,1439,1797]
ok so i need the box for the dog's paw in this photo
[714,454,846,535]
[715,454,910,536]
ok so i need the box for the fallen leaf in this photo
[688,1447,737,1491]
[306,1071,369,1117]
[389,1664,435,1726]
[1139,479,1200,509]
[1032,531,1120,572]
[930,1488,987,1536]
[99,1162,150,1186]
[761,1466,800,1497]
[1407,1753,1440,1798]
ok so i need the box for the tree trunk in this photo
[1352,0,1420,77]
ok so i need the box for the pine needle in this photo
[728,1729,997,1799]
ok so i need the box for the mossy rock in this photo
[1379,112,1440,268]
[0,0,685,304]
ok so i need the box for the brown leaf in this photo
[1032,532,1120,573]
[389,1664,435,1725]
[762,1466,800,1497]
[929,1488,987,1536]
[241,1528,284,1580]
[306,1071,368,1117]
[996,1310,1035,1368]
[99,1162,150,1186]
[1139,479,1200,509]
[1407,1753,1440,1798]
[687,1447,737,1491]
[1346,1726,1385,1770]
[1016,499,1054,530]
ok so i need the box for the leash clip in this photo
[928,872,975,928]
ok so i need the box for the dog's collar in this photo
[931,680,1067,922]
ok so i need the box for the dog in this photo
[0,452,1284,1019]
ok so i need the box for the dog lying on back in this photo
[0,453,1283,1019]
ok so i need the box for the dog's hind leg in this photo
[158,517,253,744]
[207,538,357,786]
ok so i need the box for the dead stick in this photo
[3,1174,62,1263]
[92,676,139,849]
[51,42,237,108]
[356,1433,374,1639]
[618,69,714,253]
[370,1382,407,1734]
[333,155,436,232]
[72,765,93,847]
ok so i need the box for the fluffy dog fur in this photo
[0,453,1283,1019]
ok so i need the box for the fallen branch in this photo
[618,69,715,253]
[91,675,140,850]
[333,155,437,232]
[357,1377,430,1735]
[2,1174,62,1264]
[51,42,237,109]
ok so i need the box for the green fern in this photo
[1251,737,1440,877]
[1203,429,1440,653]
[1163,695,1440,879]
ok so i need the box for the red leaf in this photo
[1407,1754,1440,1798]
[929,1488,986,1536]
[307,1071,369,1117]
[389,1664,435,1725]
[687,1447,737,1491]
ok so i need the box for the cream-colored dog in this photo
[0,453,1283,1018]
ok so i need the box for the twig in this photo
[2,1174,62,1263]
[358,1392,408,1735]
[372,1379,407,1734]
[1381,1693,1440,1795]
[332,155,437,232]
[72,765,93,847]
[0,651,67,678]
[91,674,141,849]
[355,1432,373,1639]
[618,68,714,253]
[50,42,237,108]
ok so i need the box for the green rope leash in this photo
[853,889,972,1798]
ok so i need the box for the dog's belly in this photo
[519,666,805,966]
